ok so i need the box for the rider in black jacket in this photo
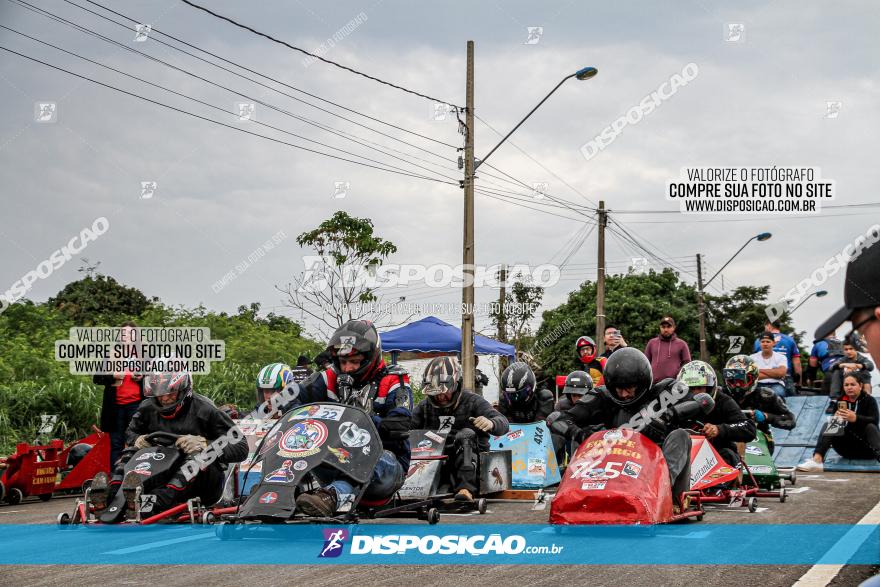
[551,348,701,511]
[497,362,555,423]
[677,360,756,467]
[723,354,796,452]
[412,356,509,502]
[90,367,248,519]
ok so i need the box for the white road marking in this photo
[103,531,214,555]
[0,510,24,514]
[786,487,812,494]
[792,496,880,587]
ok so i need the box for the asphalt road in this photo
[0,471,877,587]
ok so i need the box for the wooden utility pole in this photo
[497,263,508,371]
[696,253,708,361]
[595,201,607,355]
[461,41,476,391]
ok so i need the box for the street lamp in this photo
[705,232,772,289]
[460,52,598,391]
[474,66,598,171]
[790,289,828,314]
[697,232,772,360]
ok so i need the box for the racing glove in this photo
[175,435,208,455]
[133,435,151,449]
[471,416,494,433]
[754,410,766,423]
[378,414,412,440]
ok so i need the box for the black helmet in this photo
[422,356,463,408]
[603,347,653,407]
[327,320,382,385]
[500,362,537,405]
[563,370,593,396]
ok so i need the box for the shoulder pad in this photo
[537,388,554,401]
[385,364,409,376]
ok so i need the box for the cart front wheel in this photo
[7,487,23,505]
[779,487,787,503]
[747,497,758,513]
[477,498,487,515]
[57,512,71,526]
[427,508,440,525]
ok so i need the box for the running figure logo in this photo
[319,528,349,558]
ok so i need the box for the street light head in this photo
[816,290,828,297]
[757,232,772,241]
[575,66,598,80]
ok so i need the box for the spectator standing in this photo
[600,325,627,359]
[644,316,692,383]
[290,355,313,383]
[474,355,490,397]
[93,321,144,468]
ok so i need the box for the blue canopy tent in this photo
[379,316,515,359]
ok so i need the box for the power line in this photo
[178,0,462,108]
[54,0,459,151]
[474,113,599,210]
[0,44,459,184]
[0,24,467,184]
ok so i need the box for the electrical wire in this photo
[0,44,459,184]
[178,0,462,109]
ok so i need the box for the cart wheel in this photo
[0,480,5,503]
[427,508,440,525]
[788,469,796,486]
[779,487,787,503]
[201,512,215,525]
[747,497,758,513]
[57,512,71,526]
[477,498,487,515]
[7,488,23,505]
[39,493,53,502]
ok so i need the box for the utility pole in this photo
[461,40,476,391]
[596,201,607,355]
[497,263,508,371]
[696,253,708,361]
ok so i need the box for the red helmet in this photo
[575,336,597,364]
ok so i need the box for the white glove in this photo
[133,435,151,449]
[471,416,494,433]
[175,435,208,455]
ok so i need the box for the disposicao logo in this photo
[319,528,349,558]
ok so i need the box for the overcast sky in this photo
[1,0,878,349]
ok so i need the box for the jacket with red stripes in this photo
[299,360,413,469]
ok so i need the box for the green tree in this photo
[281,211,407,338]
[48,274,156,325]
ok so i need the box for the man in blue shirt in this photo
[753,319,802,394]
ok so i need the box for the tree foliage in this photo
[48,274,156,325]
[281,211,409,338]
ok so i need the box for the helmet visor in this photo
[722,368,750,388]
[423,373,457,396]
[144,372,189,397]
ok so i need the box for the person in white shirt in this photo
[750,331,789,398]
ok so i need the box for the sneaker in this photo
[122,471,143,514]
[454,488,474,502]
[295,488,337,517]
[90,472,110,512]
[796,459,824,472]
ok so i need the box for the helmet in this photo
[144,368,193,418]
[677,360,718,400]
[255,362,294,405]
[563,370,593,396]
[66,443,93,468]
[575,336,597,365]
[327,320,382,385]
[722,354,760,400]
[500,362,537,405]
[603,347,653,407]
[422,356,462,408]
